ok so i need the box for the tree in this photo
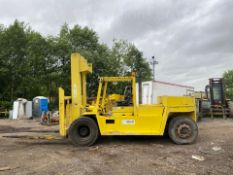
[0,21,152,110]
[24,30,57,99]
[0,20,57,104]
[111,40,152,102]
[111,40,152,80]
[52,24,120,96]
[223,70,233,100]
[0,20,27,101]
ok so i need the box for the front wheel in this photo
[168,116,198,144]
[68,117,99,146]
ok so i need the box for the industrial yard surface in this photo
[0,119,233,175]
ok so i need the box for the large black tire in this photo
[68,117,99,146]
[168,116,198,145]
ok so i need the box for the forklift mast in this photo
[205,78,226,106]
[59,53,92,136]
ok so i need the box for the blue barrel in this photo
[32,96,48,118]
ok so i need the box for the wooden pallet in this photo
[199,106,231,119]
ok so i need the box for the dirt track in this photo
[0,119,233,175]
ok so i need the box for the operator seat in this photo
[117,86,132,106]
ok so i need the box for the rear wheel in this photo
[168,116,198,144]
[69,117,99,146]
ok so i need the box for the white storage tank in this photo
[137,80,194,104]
[12,98,31,119]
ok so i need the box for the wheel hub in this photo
[78,126,90,137]
[176,123,192,139]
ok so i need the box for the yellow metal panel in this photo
[158,96,195,107]
[137,105,164,133]
[101,82,108,109]
[82,73,87,106]
[70,53,92,123]
[59,88,66,136]
[108,94,124,101]
[95,81,103,111]
[112,106,134,113]
[71,53,82,123]
[100,76,133,82]
[132,74,137,116]
[97,105,165,135]
[66,103,72,131]
[80,55,92,73]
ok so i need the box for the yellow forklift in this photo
[59,53,198,146]
[198,78,233,119]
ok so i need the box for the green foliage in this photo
[0,20,28,101]
[111,40,152,80]
[0,101,11,110]
[109,40,152,95]
[0,20,152,109]
[223,70,233,100]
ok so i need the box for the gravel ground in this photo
[0,119,233,175]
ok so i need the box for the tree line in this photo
[1,20,232,111]
[0,20,152,110]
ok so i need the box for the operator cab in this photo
[95,74,136,116]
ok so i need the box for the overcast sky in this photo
[0,0,233,90]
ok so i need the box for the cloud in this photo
[0,0,232,90]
